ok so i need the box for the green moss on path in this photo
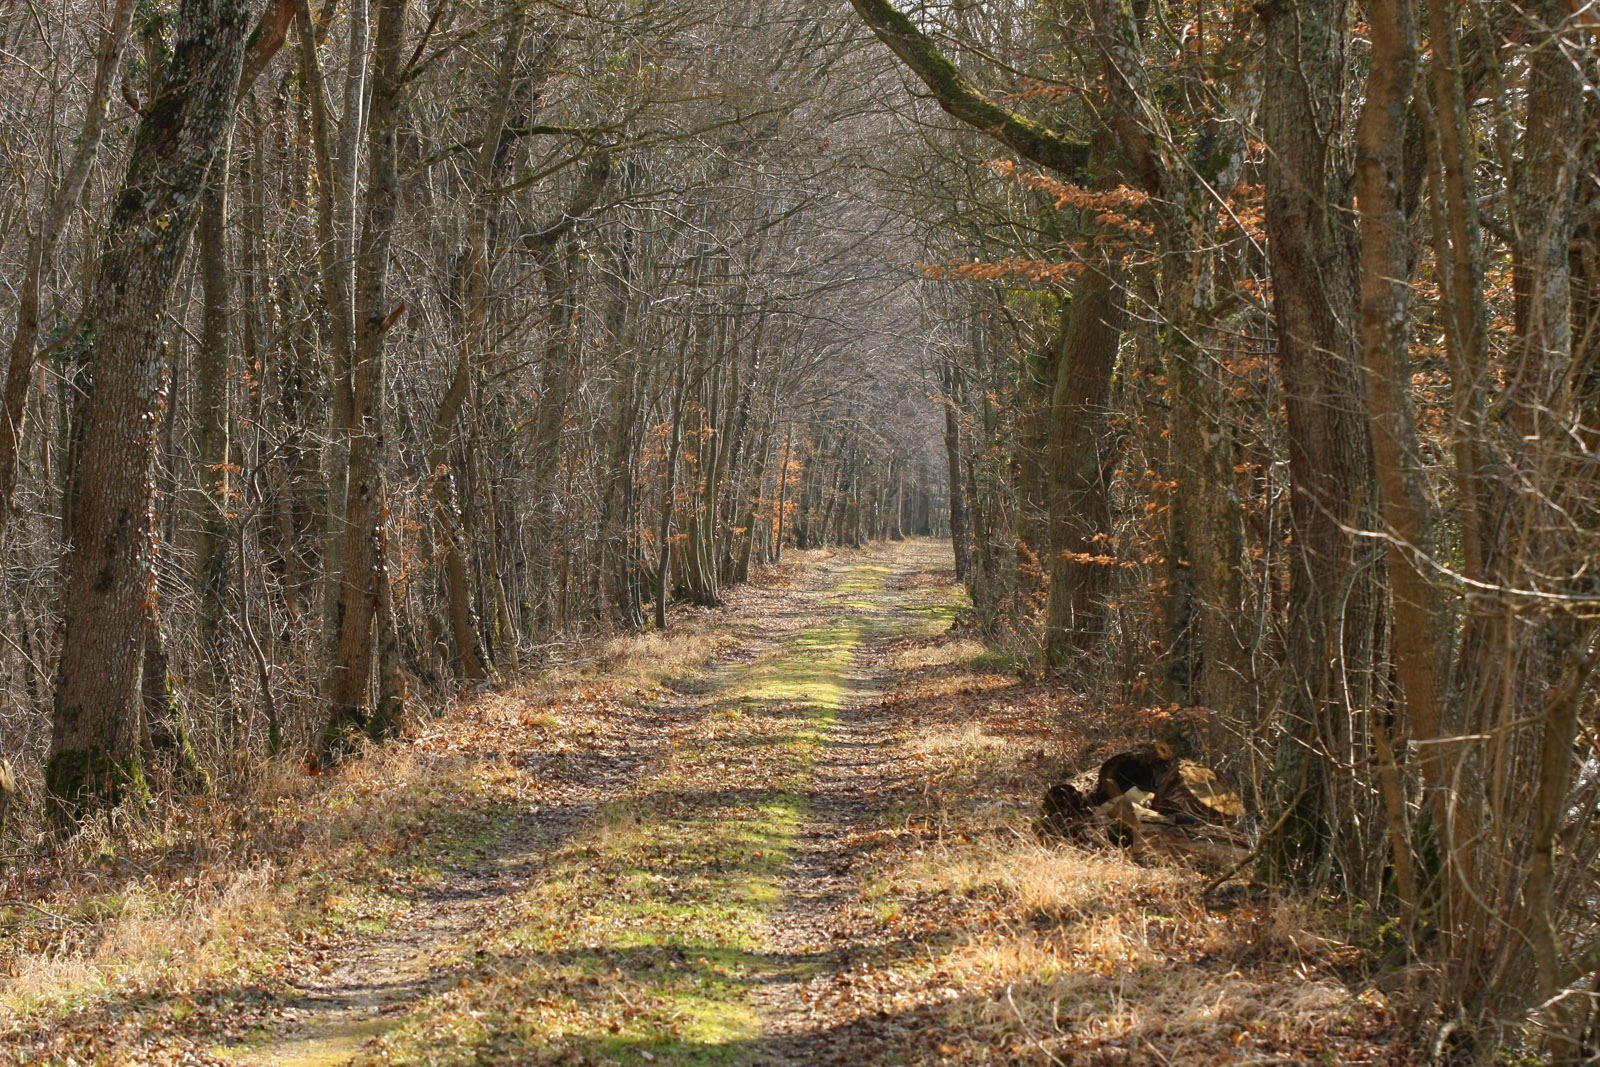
[335,549,948,1067]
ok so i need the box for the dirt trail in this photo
[744,546,944,1064]
[228,709,679,1067]
[224,546,921,1067]
[11,543,1401,1066]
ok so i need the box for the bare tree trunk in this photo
[293,0,364,636]
[521,153,611,632]
[323,0,408,756]
[1013,311,1061,609]
[424,8,530,680]
[598,219,644,629]
[654,367,688,631]
[940,361,970,582]
[600,352,644,628]
[1258,0,1379,885]
[1507,4,1585,1047]
[1044,252,1125,671]
[1353,0,1432,932]
[734,409,774,584]
[773,424,792,563]
[195,162,235,702]
[471,392,518,675]
[141,609,206,790]
[45,0,253,821]
[189,0,292,706]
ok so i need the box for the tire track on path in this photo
[223,557,847,1067]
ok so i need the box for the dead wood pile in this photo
[1035,742,1251,867]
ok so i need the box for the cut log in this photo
[1097,741,1177,798]
[1154,760,1245,822]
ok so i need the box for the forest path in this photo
[12,538,1400,1065]
[222,541,957,1067]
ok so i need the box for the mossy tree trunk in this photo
[45,0,254,823]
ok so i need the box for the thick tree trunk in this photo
[1258,0,1379,884]
[46,0,253,821]
[1044,256,1125,672]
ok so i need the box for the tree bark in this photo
[1257,0,1379,884]
[46,0,254,821]
[1044,255,1126,671]
[1353,0,1433,931]
[195,160,235,702]
[323,0,408,756]
[654,367,688,630]
[1507,2,1585,1043]
[846,0,1089,175]
[0,0,139,550]
[940,361,970,582]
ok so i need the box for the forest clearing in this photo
[2,543,1400,1065]
[2,0,1599,1060]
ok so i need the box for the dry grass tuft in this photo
[892,636,989,671]
[593,627,733,685]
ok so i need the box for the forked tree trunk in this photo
[46,0,254,821]
[323,0,408,756]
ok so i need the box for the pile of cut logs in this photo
[1035,742,1250,867]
